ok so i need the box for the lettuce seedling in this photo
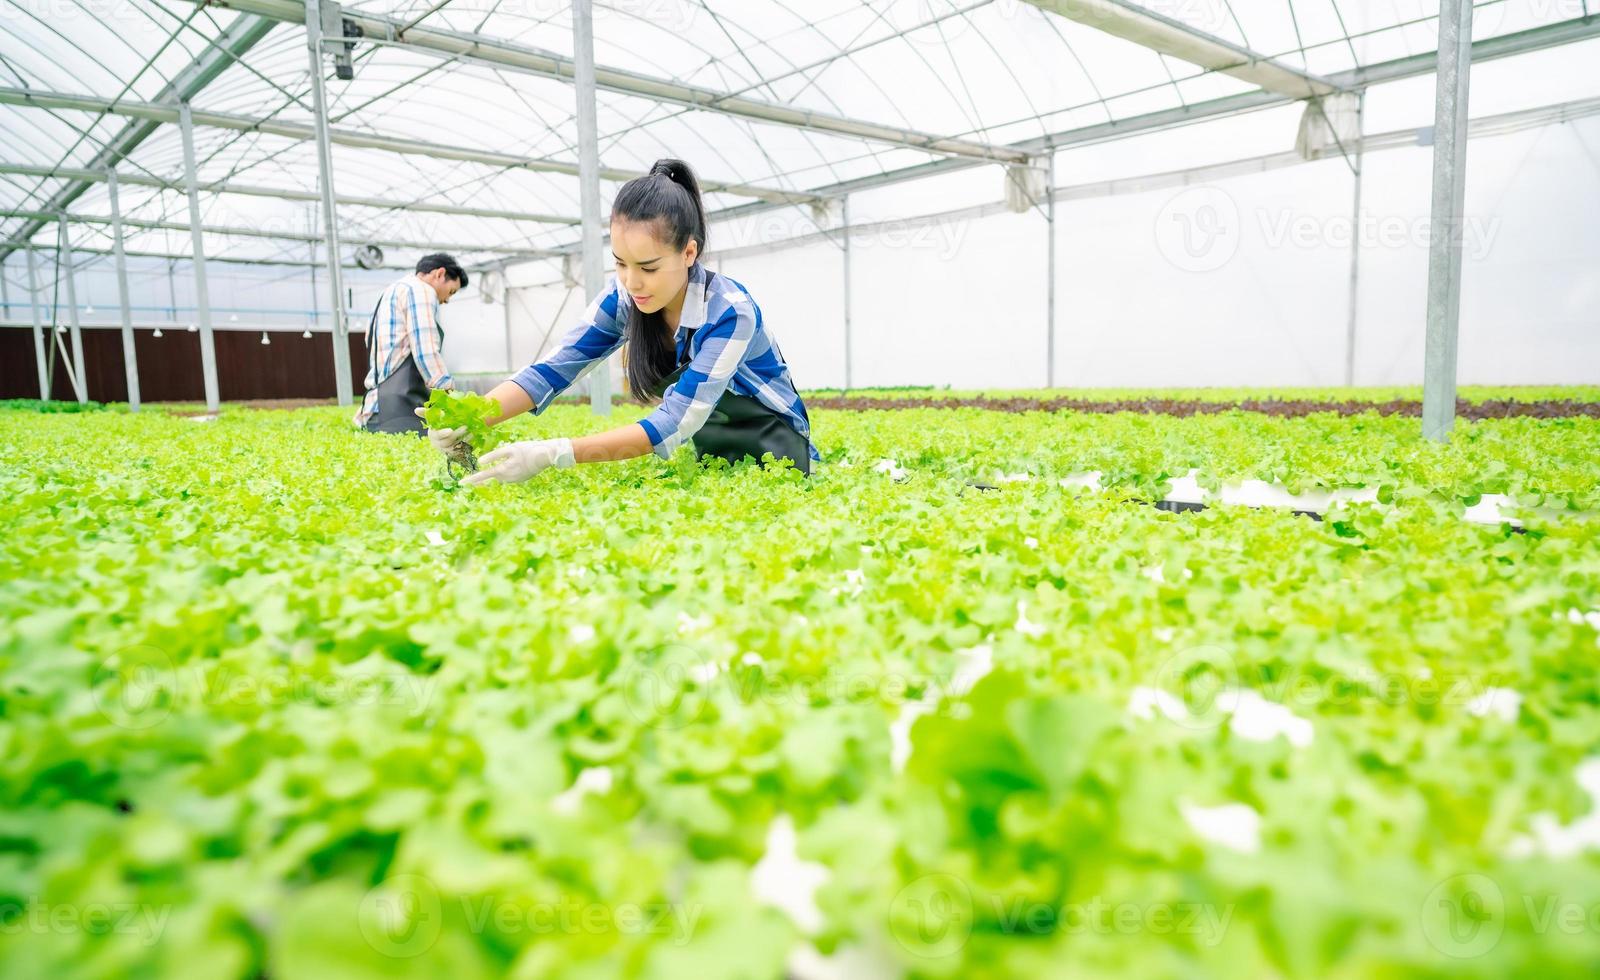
[422,389,506,483]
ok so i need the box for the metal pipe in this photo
[307,208,319,330]
[1422,0,1474,441]
[842,195,853,391]
[0,209,556,258]
[502,277,513,373]
[0,14,274,266]
[56,221,88,403]
[708,92,1600,265]
[0,161,577,225]
[0,240,417,271]
[25,248,49,398]
[191,0,1027,164]
[1344,91,1365,388]
[0,86,819,206]
[703,17,1600,228]
[106,169,141,410]
[573,0,609,415]
[1045,151,1056,389]
[306,0,352,406]
[1022,0,1338,98]
[167,259,179,324]
[179,103,221,413]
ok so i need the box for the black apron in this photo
[652,328,812,476]
[363,305,429,435]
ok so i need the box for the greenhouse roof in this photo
[1,0,1596,267]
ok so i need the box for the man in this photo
[353,252,468,433]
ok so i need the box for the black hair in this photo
[416,252,468,289]
[611,159,707,402]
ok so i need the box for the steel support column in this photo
[306,0,353,405]
[573,0,609,414]
[106,169,141,410]
[1422,0,1474,441]
[1045,152,1057,389]
[1343,91,1365,388]
[57,219,87,403]
[26,248,49,398]
[842,196,853,391]
[179,103,221,413]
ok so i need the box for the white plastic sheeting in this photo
[2,1,1593,261]
[3,2,1596,388]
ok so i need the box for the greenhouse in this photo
[1,0,1598,977]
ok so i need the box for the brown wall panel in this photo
[1,328,369,403]
[0,331,44,399]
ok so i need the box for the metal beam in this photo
[709,92,1600,264]
[0,162,577,225]
[702,17,1600,228]
[573,0,609,415]
[107,170,141,410]
[841,195,853,391]
[194,0,1029,165]
[306,208,318,330]
[0,210,557,258]
[500,275,512,373]
[0,240,414,270]
[1045,150,1056,388]
[0,14,274,264]
[1423,1,1474,441]
[1023,0,1338,98]
[1344,91,1365,388]
[0,85,816,207]
[1344,14,1600,88]
[25,249,49,398]
[306,0,352,406]
[0,320,382,333]
[57,220,87,403]
[179,103,221,414]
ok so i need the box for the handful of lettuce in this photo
[422,389,506,481]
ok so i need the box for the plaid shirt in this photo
[353,274,452,427]
[510,263,816,461]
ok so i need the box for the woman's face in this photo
[611,219,698,315]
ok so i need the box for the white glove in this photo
[462,438,576,486]
[413,406,466,456]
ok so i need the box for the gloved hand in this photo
[414,406,467,457]
[462,438,576,486]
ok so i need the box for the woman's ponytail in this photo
[641,158,707,252]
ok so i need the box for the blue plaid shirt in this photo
[510,264,816,461]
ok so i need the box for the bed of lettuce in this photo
[1,395,1598,979]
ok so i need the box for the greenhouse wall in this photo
[706,117,1600,391]
[0,326,368,403]
[5,63,1596,400]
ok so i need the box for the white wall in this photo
[437,291,510,375]
[717,240,846,390]
[1353,121,1600,385]
[488,93,1599,392]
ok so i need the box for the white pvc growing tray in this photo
[1058,469,1594,529]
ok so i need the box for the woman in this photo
[418,158,817,482]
